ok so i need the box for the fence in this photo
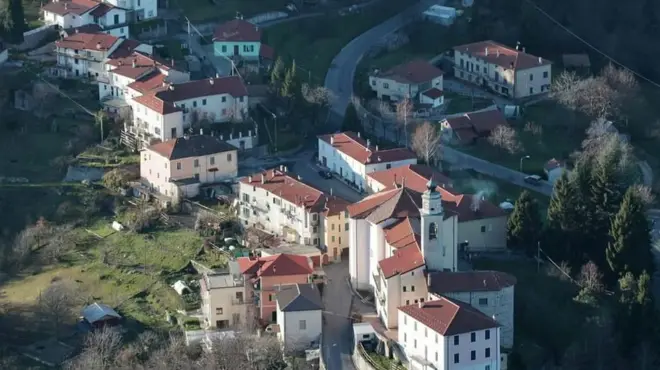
[352,343,406,370]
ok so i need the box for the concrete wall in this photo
[280,309,323,350]
[457,216,507,252]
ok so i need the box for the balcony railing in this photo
[232,299,245,305]
[454,65,513,88]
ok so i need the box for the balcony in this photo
[253,280,261,291]
[232,299,245,305]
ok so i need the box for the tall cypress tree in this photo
[270,57,284,88]
[1,0,25,44]
[507,191,542,256]
[544,171,581,265]
[342,102,361,133]
[280,60,298,102]
[606,188,653,284]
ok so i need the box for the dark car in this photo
[524,175,542,185]
[318,170,333,179]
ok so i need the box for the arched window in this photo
[429,222,438,240]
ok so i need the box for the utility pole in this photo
[537,241,541,273]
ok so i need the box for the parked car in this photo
[524,175,542,185]
[318,170,333,179]
[413,108,430,118]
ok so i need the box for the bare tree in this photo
[395,97,413,146]
[244,226,280,249]
[37,281,78,337]
[302,84,334,126]
[411,122,442,165]
[578,261,604,294]
[579,118,636,176]
[65,327,123,370]
[487,125,522,154]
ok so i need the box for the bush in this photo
[103,168,134,190]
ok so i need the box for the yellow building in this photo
[323,196,350,262]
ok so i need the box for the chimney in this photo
[209,78,214,85]
[64,3,68,9]
[96,42,101,50]
[279,165,284,172]
[200,128,204,135]
[284,166,288,172]
[366,139,371,150]
[375,145,379,151]
[273,265,276,274]
[418,300,423,308]
[393,174,397,188]
[330,188,333,196]
[496,49,500,57]
[169,85,174,91]
[132,59,136,68]
[261,174,265,184]
[171,59,174,67]
[248,175,253,182]
[483,279,487,287]
[297,175,302,181]
[515,41,520,51]
[401,177,406,188]
[522,47,526,53]
[216,73,220,78]
[330,136,335,145]
[75,28,79,33]
[484,47,488,56]
[377,156,381,162]
[357,132,361,138]
[538,56,542,64]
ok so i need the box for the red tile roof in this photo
[378,245,424,278]
[399,297,499,336]
[213,19,262,42]
[427,271,517,294]
[133,76,247,114]
[237,254,313,277]
[453,40,552,70]
[324,196,350,217]
[43,0,99,16]
[368,164,453,193]
[55,31,119,51]
[127,71,167,94]
[422,88,443,99]
[240,168,328,212]
[89,2,114,16]
[110,65,155,79]
[383,217,421,250]
[374,59,444,85]
[107,39,143,60]
[347,186,423,224]
[318,132,417,165]
[260,44,275,60]
[147,135,236,160]
[62,24,103,36]
[442,109,506,144]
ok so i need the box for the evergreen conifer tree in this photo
[545,171,580,265]
[270,57,284,88]
[1,0,25,44]
[341,103,361,133]
[507,191,542,256]
[280,60,298,102]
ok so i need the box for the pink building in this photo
[237,254,314,323]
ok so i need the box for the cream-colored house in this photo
[369,59,444,105]
[323,197,350,262]
[427,271,516,349]
[54,31,123,79]
[200,265,247,330]
[453,40,552,99]
[140,134,238,199]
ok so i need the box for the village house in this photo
[367,164,508,251]
[238,166,350,250]
[347,180,459,320]
[275,283,323,350]
[54,31,124,79]
[212,19,275,66]
[398,297,501,370]
[440,108,508,145]
[128,76,249,148]
[140,134,238,198]
[42,0,130,37]
[324,196,351,262]
[427,270,516,349]
[200,263,247,330]
[237,254,314,323]
[317,131,418,192]
[544,158,569,185]
[369,59,445,107]
[453,40,552,99]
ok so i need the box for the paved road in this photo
[322,262,358,370]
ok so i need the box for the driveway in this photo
[322,261,357,370]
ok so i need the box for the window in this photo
[113,14,119,24]
[420,298,424,303]
[239,96,244,102]
[435,334,438,343]
[193,101,197,108]
[414,299,418,303]
[435,352,438,361]
[453,353,459,364]
[137,0,141,5]
[411,286,415,292]
[313,226,318,233]
[331,224,335,231]
[406,300,410,305]
[424,328,427,337]
[480,225,486,233]
[176,162,182,170]
[222,108,227,115]
[164,163,168,169]
[194,159,199,168]
[386,164,391,169]
[383,82,389,89]
[154,127,161,135]
[471,350,476,360]
[429,222,437,240]
[221,45,227,53]
[268,294,272,302]
[332,236,335,242]
[404,333,407,342]
[403,316,406,324]
[413,322,417,331]
[478,298,488,306]
[227,153,232,161]
[485,329,491,340]
[203,99,207,105]
[471,332,476,342]
[216,308,223,315]
[454,336,459,345]
[339,237,342,244]
[181,104,186,111]
[529,74,534,81]
[345,222,349,231]
[75,59,79,65]
[371,80,376,86]
[299,320,306,330]
[413,339,417,348]
[210,156,215,165]
[403,286,407,292]
[221,96,227,103]
[543,71,549,78]
[485,348,491,358]
[486,366,491,370]
[529,87,534,95]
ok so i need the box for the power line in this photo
[521,0,660,89]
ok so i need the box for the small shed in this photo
[171,280,192,295]
[423,5,457,26]
[81,303,122,329]
[353,322,377,344]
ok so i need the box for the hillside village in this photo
[0,0,659,369]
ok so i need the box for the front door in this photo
[271,311,277,322]
[234,45,239,56]
[333,247,338,260]
[322,156,327,167]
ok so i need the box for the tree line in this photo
[1,0,25,44]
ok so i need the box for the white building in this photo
[398,297,501,370]
[238,167,347,247]
[128,76,249,148]
[317,131,417,192]
[42,0,130,37]
[347,180,458,294]
[104,0,158,22]
[275,283,323,351]
[368,59,445,105]
[54,31,124,79]
[422,5,457,26]
[427,271,516,349]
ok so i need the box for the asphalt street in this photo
[321,262,358,370]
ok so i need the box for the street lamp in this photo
[520,155,530,172]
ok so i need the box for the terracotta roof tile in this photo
[237,254,313,277]
[383,217,421,249]
[62,24,103,36]
[43,0,99,16]
[127,71,167,94]
[368,164,453,193]
[55,31,119,51]
[89,2,114,16]
[213,19,262,42]
[146,135,236,160]
[453,40,552,70]
[347,186,422,223]
[107,39,143,60]
[378,245,424,278]
[318,131,417,165]
[399,296,499,336]
[428,271,516,294]
[240,168,329,212]
[444,109,506,135]
[374,59,444,85]
[422,88,443,99]
[260,44,275,60]
[324,196,350,217]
